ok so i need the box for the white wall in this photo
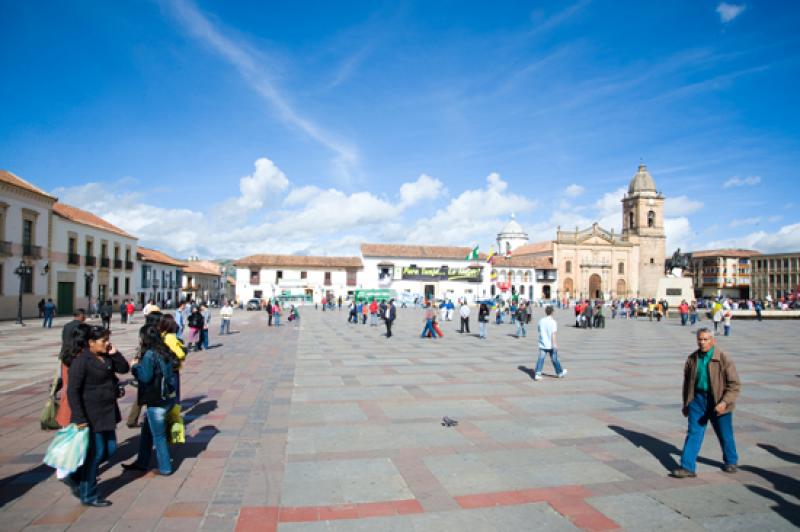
[236,266,358,303]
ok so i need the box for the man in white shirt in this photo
[220,302,233,335]
[459,301,471,334]
[534,306,567,381]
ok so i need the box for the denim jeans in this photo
[479,320,487,338]
[516,321,526,337]
[200,329,209,349]
[724,325,731,336]
[135,404,174,474]
[42,316,53,328]
[690,313,697,325]
[71,430,117,503]
[370,313,378,326]
[274,314,281,326]
[681,313,688,325]
[421,319,438,338]
[535,349,563,376]
[680,392,738,472]
[219,319,230,335]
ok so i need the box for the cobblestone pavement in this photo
[0,307,798,531]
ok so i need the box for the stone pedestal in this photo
[656,277,694,308]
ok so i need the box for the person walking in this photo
[361,300,368,324]
[723,308,733,336]
[99,300,112,330]
[515,303,527,338]
[672,328,740,478]
[174,301,186,338]
[266,298,273,326]
[42,298,56,328]
[712,301,723,333]
[66,326,130,507]
[384,299,396,338]
[186,306,203,351]
[679,300,689,326]
[369,299,379,327]
[534,306,567,381]
[220,302,233,335]
[478,303,489,339]
[754,300,763,322]
[459,301,471,334]
[273,301,282,326]
[126,300,135,324]
[38,298,46,319]
[446,299,455,321]
[421,303,438,338]
[122,325,179,476]
[118,300,126,324]
[200,304,211,349]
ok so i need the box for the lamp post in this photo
[85,270,95,317]
[14,261,32,326]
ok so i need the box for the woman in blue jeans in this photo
[122,325,178,476]
[66,326,130,507]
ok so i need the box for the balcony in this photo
[0,241,10,256]
[141,280,151,289]
[67,252,81,265]
[23,244,42,259]
[152,279,160,288]
[100,257,110,268]
[114,259,123,269]
[125,261,134,270]
[85,255,96,267]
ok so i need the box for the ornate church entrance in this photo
[589,274,602,299]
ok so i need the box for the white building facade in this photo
[0,171,56,320]
[137,247,186,308]
[51,203,139,314]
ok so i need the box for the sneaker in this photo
[670,467,697,478]
[533,373,542,381]
[722,464,738,473]
[557,369,568,378]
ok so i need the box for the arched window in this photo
[618,262,624,274]
[565,260,572,274]
[629,212,634,229]
[647,210,655,228]
[650,257,655,264]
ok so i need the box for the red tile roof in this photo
[0,170,58,201]
[183,260,222,276]
[690,249,762,258]
[234,254,362,269]
[53,202,136,239]
[491,256,554,269]
[137,247,187,268]
[512,241,553,256]
[360,243,487,260]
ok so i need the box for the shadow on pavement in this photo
[744,484,800,527]
[0,463,53,507]
[183,400,218,425]
[608,424,723,472]
[758,443,800,465]
[517,366,536,381]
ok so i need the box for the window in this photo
[113,277,119,295]
[565,260,572,274]
[250,270,260,284]
[300,271,307,279]
[324,271,332,285]
[101,242,108,258]
[629,212,634,229]
[22,219,33,246]
[125,277,130,294]
[650,257,655,264]
[85,276,91,297]
[22,265,33,293]
[86,239,93,256]
[275,270,283,283]
[618,262,624,274]
[114,246,120,260]
[647,210,655,228]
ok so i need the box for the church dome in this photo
[628,164,657,195]
[497,213,528,239]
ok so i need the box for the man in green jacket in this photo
[672,327,740,478]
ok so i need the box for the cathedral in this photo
[506,164,666,300]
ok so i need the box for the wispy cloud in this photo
[716,3,746,23]
[723,175,761,188]
[564,184,585,197]
[165,0,360,182]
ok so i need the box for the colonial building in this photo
[514,164,667,300]
[688,249,760,299]
[51,202,138,315]
[137,247,186,307]
[234,254,362,304]
[182,259,223,304]
[750,252,800,301]
[0,170,56,320]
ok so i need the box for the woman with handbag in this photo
[186,306,204,351]
[66,326,130,507]
[122,325,179,476]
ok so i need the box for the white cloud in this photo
[595,187,626,218]
[716,2,746,23]
[723,175,760,188]
[232,157,288,210]
[665,217,694,252]
[399,174,445,208]
[283,185,322,206]
[664,195,704,216]
[729,216,761,228]
[705,223,800,253]
[564,184,585,198]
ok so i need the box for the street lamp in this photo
[14,261,32,326]
[85,270,95,317]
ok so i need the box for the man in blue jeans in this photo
[42,298,56,328]
[672,328,740,477]
[534,306,567,381]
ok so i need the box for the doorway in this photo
[424,284,435,302]
[57,282,74,315]
[542,285,551,299]
[589,274,602,299]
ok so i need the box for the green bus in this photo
[352,288,396,303]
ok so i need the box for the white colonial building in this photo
[51,203,139,314]
[137,247,186,307]
[234,255,362,304]
[0,170,56,320]
[182,259,223,304]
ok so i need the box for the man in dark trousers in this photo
[60,308,86,356]
[384,299,396,338]
[266,298,273,326]
[672,328,740,478]
[119,300,126,324]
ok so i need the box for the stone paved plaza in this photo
[0,307,798,531]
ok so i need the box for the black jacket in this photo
[187,312,204,328]
[385,304,396,321]
[68,349,130,432]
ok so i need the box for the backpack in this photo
[136,353,175,407]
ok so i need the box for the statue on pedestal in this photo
[666,248,690,278]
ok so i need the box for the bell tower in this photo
[621,164,665,298]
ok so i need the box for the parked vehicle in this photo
[246,298,261,311]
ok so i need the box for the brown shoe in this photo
[722,464,738,473]
[670,468,697,478]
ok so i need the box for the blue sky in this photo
[1,0,798,258]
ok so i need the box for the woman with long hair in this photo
[122,325,179,475]
[157,314,186,402]
[66,326,130,507]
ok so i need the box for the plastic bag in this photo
[166,404,185,444]
[43,424,89,473]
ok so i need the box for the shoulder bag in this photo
[40,366,62,430]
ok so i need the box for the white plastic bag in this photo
[43,424,89,474]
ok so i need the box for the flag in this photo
[505,246,513,258]
[485,246,496,264]
[465,245,479,261]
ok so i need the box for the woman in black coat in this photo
[66,326,129,507]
